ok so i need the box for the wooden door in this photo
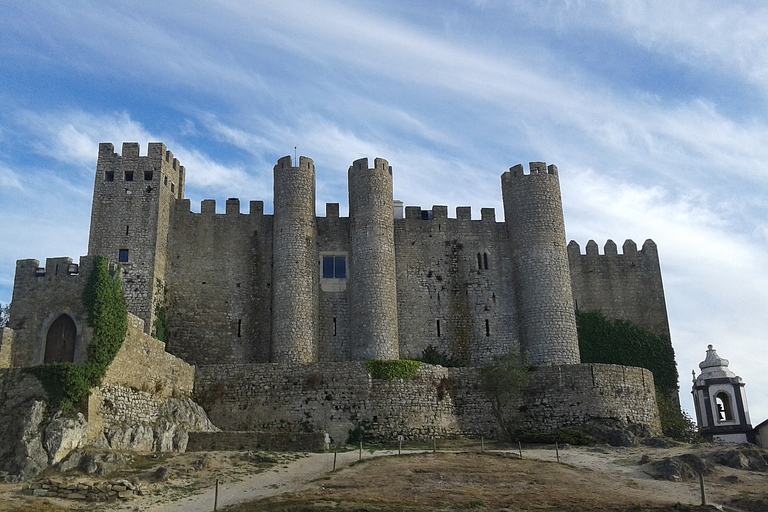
[44,315,76,363]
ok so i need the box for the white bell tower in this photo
[692,345,754,444]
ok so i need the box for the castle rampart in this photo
[502,162,580,366]
[194,362,661,442]
[568,239,670,338]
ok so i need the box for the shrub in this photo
[657,392,699,442]
[479,349,530,440]
[365,360,422,381]
[515,428,596,445]
[416,345,464,367]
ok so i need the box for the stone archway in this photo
[44,314,77,363]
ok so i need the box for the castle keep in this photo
[1,142,668,445]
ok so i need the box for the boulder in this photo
[44,411,88,465]
[0,398,49,482]
[652,453,713,481]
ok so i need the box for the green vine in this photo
[365,360,422,381]
[576,310,688,439]
[576,311,678,396]
[27,256,128,410]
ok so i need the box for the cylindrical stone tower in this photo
[348,157,399,360]
[501,162,580,366]
[271,155,318,364]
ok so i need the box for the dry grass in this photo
[225,452,720,512]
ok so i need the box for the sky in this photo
[1,1,766,424]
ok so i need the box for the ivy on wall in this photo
[365,360,422,381]
[576,311,678,396]
[27,256,128,411]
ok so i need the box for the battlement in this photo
[567,239,658,257]
[16,257,83,279]
[400,205,497,222]
[503,162,559,180]
[98,142,179,165]
[175,198,265,216]
[95,142,186,196]
[350,157,391,174]
[274,155,314,171]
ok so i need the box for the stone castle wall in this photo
[194,362,661,442]
[0,328,14,368]
[7,256,96,367]
[165,199,273,365]
[194,362,497,443]
[568,239,670,338]
[524,364,661,434]
[394,206,517,365]
[100,313,194,397]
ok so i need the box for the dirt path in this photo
[146,449,406,512]
[145,446,706,511]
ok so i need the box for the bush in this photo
[515,428,596,445]
[657,392,699,442]
[416,345,464,367]
[365,360,422,381]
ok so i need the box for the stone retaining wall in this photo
[195,362,662,442]
[187,431,324,452]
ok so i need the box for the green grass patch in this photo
[365,360,422,381]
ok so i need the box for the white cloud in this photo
[0,165,22,190]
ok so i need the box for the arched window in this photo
[714,391,734,422]
[44,314,77,364]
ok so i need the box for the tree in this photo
[0,302,9,328]
[479,348,530,440]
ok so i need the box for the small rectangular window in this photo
[144,171,153,181]
[125,171,134,182]
[334,256,346,279]
[171,183,175,193]
[105,171,114,181]
[119,249,129,262]
[322,256,347,279]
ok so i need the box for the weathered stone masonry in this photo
[3,142,671,440]
[193,362,661,442]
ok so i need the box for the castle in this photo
[1,142,668,446]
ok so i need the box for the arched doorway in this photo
[44,314,77,363]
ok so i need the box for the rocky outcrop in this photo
[96,393,218,452]
[44,411,88,465]
[0,372,50,482]
[0,369,218,482]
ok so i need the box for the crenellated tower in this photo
[271,155,319,364]
[501,162,580,365]
[88,142,184,334]
[348,157,399,360]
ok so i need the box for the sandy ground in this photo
[2,442,767,511]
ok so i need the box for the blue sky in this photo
[1,1,767,423]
